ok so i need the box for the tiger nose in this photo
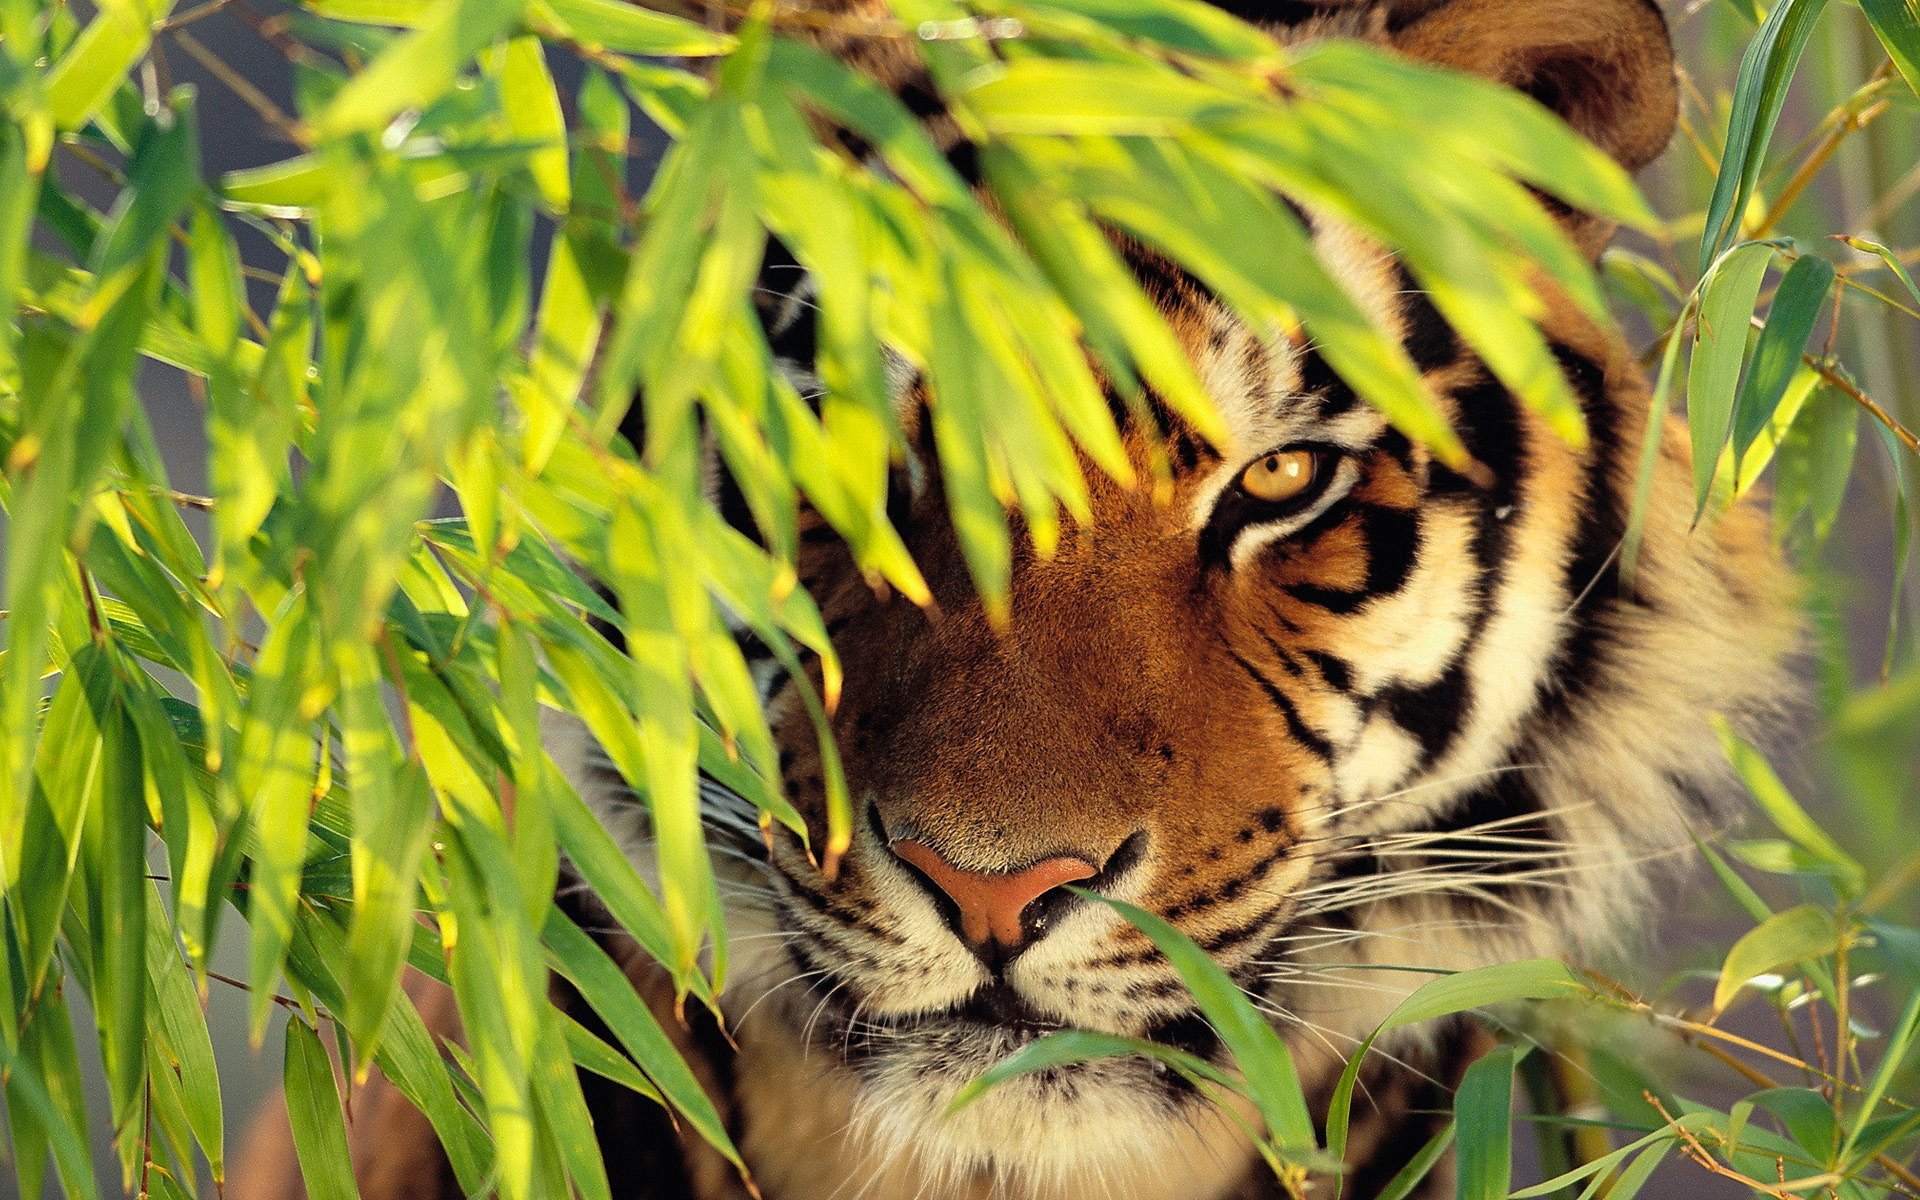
[890,840,1098,950]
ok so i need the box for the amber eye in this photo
[1237,448,1322,505]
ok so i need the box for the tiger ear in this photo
[1388,0,1677,250]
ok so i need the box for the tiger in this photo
[236,0,1799,1197]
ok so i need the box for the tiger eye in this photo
[1238,449,1319,504]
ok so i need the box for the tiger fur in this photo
[236,0,1799,1196]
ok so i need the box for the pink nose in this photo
[890,840,1098,949]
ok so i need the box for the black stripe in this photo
[1359,373,1526,769]
[1201,908,1287,956]
[1395,264,1460,374]
[1228,649,1335,762]
[1297,347,1361,421]
[1303,649,1353,693]
[1544,344,1633,711]
[1258,630,1306,678]
[1431,375,1527,582]
[1358,503,1422,594]
[1283,581,1370,614]
[1373,656,1471,766]
[1277,501,1421,613]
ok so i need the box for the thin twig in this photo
[202,968,308,1013]
[1754,92,1893,238]
[159,0,234,31]
[1646,1091,1839,1198]
[1804,354,1920,457]
[168,27,308,145]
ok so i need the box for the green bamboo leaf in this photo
[316,0,532,138]
[1600,1142,1674,1200]
[1841,235,1920,311]
[1083,892,1317,1155]
[1059,135,1460,463]
[538,0,732,54]
[1454,1046,1518,1200]
[991,0,1282,60]
[1698,0,1831,273]
[43,0,179,130]
[310,0,729,52]
[1326,959,1585,1174]
[522,199,610,472]
[145,893,224,1181]
[438,820,545,1200]
[284,915,494,1191]
[1772,384,1857,544]
[0,1016,99,1199]
[1511,1122,1679,1197]
[1687,241,1776,513]
[543,912,747,1172]
[1733,364,1819,498]
[238,596,324,1038]
[1732,253,1833,470]
[948,1029,1233,1114]
[982,144,1219,458]
[283,1021,361,1200]
[1860,0,1920,100]
[1712,904,1841,1016]
[1294,41,1651,230]
[0,122,43,375]
[486,37,569,212]
[1841,985,1920,1164]
[562,1017,663,1101]
[964,59,1255,133]
[604,500,713,977]
[80,655,148,1142]
[219,155,335,215]
[925,271,1014,619]
[529,1008,614,1200]
[1620,297,1681,579]
[1713,715,1864,895]
[339,642,435,1068]
[87,91,201,324]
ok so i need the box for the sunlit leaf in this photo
[1688,240,1776,512]
[1859,0,1920,101]
[1713,904,1842,1016]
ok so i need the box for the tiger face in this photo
[573,2,1797,1197]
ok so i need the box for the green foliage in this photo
[0,0,1915,1198]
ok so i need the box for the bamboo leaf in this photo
[543,913,746,1172]
[43,0,179,131]
[948,1029,1233,1114]
[1732,252,1833,471]
[1699,0,1831,272]
[317,0,533,138]
[1714,715,1865,896]
[1713,904,1842,1016]
[1859,0,1920,101]
[283,1021,361,1200]
[1083,892,1317,1155]
[486,37,569,212]
[1326,960,1585,1172]
[1687,241,1776,512]
[1454,1046,1518,1200]
[145,893,225,1182]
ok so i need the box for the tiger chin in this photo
[237,1,1798,1198]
